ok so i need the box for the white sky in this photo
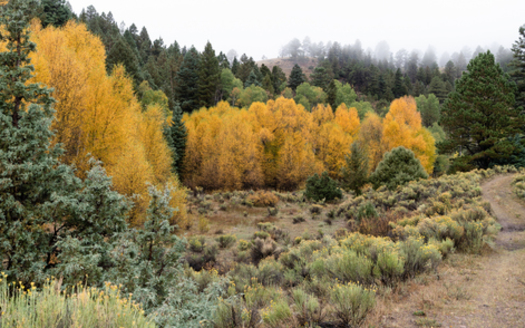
[68,0,525,61]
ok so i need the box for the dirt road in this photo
[371,175,525,328]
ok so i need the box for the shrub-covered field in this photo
[165,165,519,327]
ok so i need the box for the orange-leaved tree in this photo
[381,96,436,174]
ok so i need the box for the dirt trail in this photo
[373,175,525,328]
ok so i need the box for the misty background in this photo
[68,0,525,65]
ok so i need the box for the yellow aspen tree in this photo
[334,104,360,137]
[358,112,386,173]
[139,104,174,183]
[315,122,353,178]
[311,103,334,127]
[248,101,281,186]
[382,96,436,174]
[276,131,323,191]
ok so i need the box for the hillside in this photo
[257,56,318,78]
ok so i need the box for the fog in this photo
[68,0,525,62]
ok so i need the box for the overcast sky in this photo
[68,0,525,61]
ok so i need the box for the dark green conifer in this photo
[341,142,369,195]
[326,79,337,109]
[164,102,187,177]
[38,0,73,27]
[439,51,524,169]
[511,25,525,109]
[175,46,200,113]
[197,41,220,107]
[370,147,428,190]
[288,64,305,91]
[231,57,240,76]
[393,68,406,98]
[427,76,449,103]
[106,37,141,83]
[271,65,287,94]
[244,69,262,88]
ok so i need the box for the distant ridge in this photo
[256,57,318,78]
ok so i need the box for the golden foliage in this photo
[28,21,187,226]
[382,96,436,174]
[358,112,385,173]
[184,101,264,191]
[334,104,360,137]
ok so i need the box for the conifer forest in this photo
[1,0,525,327]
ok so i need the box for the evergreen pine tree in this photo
[164,102,187,177]
[262,74,274,95]
[341,142,369,195]
[310,66,332,91]
[427,76,449,103]
[38,0,73,28]
[439,51,524,169]
[370,147,428,190]
[511,25,525,109]
[271,65,287,94]
[231,57,240,76]
[244,69,262,87]
[444,60,457,85]
[288,64,305,91]
[175,46,200,113]
[106,36,141,83]
[260,64,272,79]
[198,41,220,107]
[393,68,406,97]
[217,51,230,69]
[326,79,337,109]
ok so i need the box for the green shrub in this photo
[325,250,375,285]
[370,146,429,190]
[256,259,285,286]
[400,235,442,278]
[216,234,237,249]
[330,283,375,327]
[356,201,379,222]
[304,171,343,202]
[189,236,206,252]
[237,239,252,251]
[253,231,271,240]
[261,299,293,327]
[292,288,323,326]
[376,250,405,286]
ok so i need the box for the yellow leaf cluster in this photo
[28,21,187,227]
[381,96,436,174]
